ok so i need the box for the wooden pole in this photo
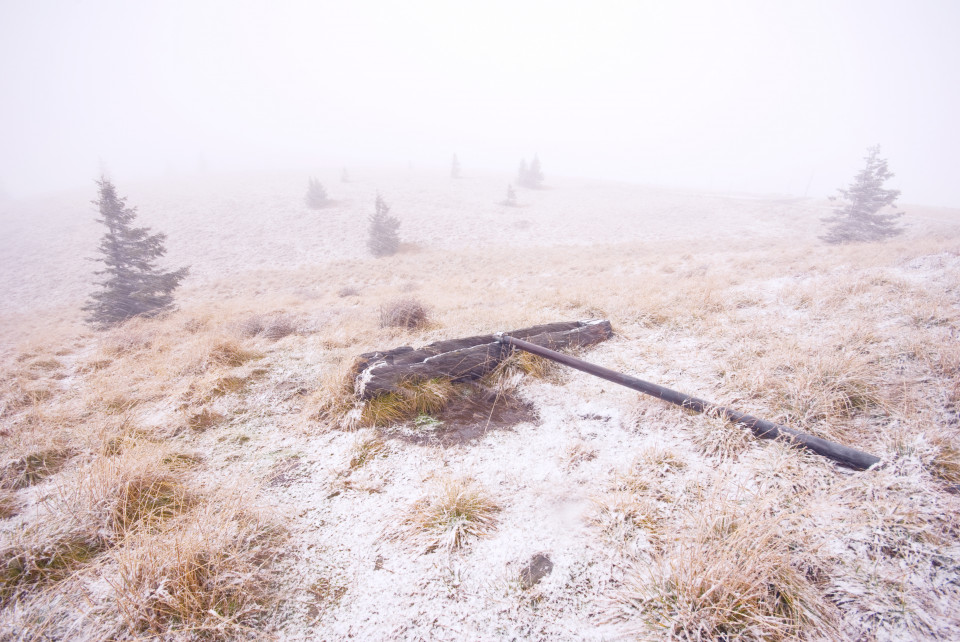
[498,334,881,471]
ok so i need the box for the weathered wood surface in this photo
[353,319,613,399]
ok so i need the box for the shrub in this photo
[237,312,298,340]
[379,298,429,329]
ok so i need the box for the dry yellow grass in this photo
[1,174,959,639]
[109,499,284,638]
[398,477,500,551]
[610,490,837,641]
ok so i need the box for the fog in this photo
[2,0,959,205]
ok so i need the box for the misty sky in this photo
[2,0,959,205]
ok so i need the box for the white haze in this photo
[1,0,959,206]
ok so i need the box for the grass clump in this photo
[110,502,284,638]
[777,350,885,431]
[206,340,263,368]
[237,312,299,340]
[488,349,561,386]
[187,407,226,431]
[348,431,387,470]
[1,528,105,604]
[379,299,430,330]
[1,445,75,490]
[689,412,754,461]
[610,495,835,641]
[51,446,194,542]
[361,377,454,427]
[399,477,500,551]
[927,432,960,485]
[0,490,17,520]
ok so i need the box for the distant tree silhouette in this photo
[518,155,544,188]
[367,193,401,257]
[341,167,350,183]
[501,184,518,206]
[305,177,329,209]
[451,154,461,179]
[83,176,188,328]
[821,145,904,244]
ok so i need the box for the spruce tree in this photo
[305,177,329,209]
[367,193,401,257]
[527,154,544,188]
[451,154,461,179]
[821,145,904,244]
[502,184,518,206]
[518,159,529,187]
[83,177,188,328]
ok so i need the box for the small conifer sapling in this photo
[305,177,329,209]
[367,193,401,257]
[502,184,518,206]
[517,155,544,188]
[83,177,188,328]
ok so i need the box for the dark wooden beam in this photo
[353,320,613,399]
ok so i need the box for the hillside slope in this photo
[2,171,959,640]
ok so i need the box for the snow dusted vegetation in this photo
[2,169,960,640]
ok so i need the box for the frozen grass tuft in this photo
[610,493,836,641]
[0,490,17,520]
[205,340,263,368]
[927,431,960,484]
[689,412,754,461]
[399,477,500,551]
[110,500,285,638]
[361,377,454,427]
[379,298,430,330]
[348,430,387,469]
[237,312,299,339]
[52,445,194,540]
[1,443,75,490]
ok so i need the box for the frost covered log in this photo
[352,319,613,399]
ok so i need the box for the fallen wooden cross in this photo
[352,319,881,471]
[352,319,613,399]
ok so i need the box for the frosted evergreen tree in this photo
[518,155,544,188]
[502,184,518,206]
[83,177,188,328]
[527,154,544,188]
[451,154,461,179]
[305,177,329,209]
[367,193,401,257]
[821,145,904,244]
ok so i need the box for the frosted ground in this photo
[1,169,959,640]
